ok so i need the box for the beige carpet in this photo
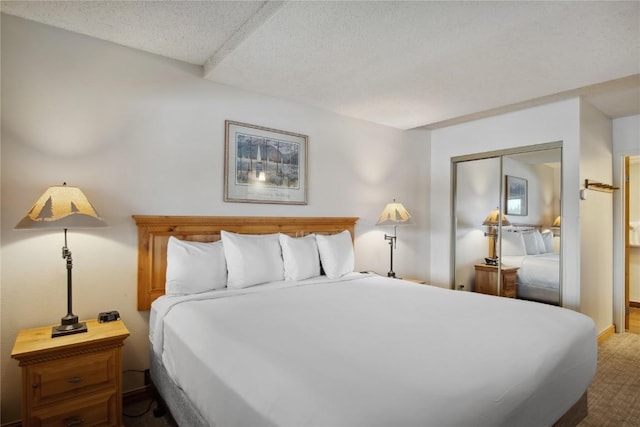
[578,332,640,426]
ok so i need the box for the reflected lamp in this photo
[376,199,414,277]
[482,208,511,260]
[551,215,561,236]
[15,183,106,337]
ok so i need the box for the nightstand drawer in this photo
[30,349,116,406]
[29,389,117,427]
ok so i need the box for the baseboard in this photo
[1,386,155,427]
[630,301,640,308]
[123,384,155,405]
[598,324,615,344]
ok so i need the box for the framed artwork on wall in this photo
[505,175,528,216]
[224,120,308,204]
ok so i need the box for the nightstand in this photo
[474,264,519,298]
[11,319,129,427]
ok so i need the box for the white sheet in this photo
[151,273,596,427]
[502,253,560,289]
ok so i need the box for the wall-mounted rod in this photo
[584,179,619,193]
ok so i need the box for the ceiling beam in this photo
[203,1,285,80]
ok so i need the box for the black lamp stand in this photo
[384,226,397,278]
[52,228,87,338]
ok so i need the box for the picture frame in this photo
[505,175,528,216]
[224,120,308,204]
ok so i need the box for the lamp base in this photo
[51,314,87,338]
[387,271,396,278]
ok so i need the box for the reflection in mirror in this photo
[453,145,562,305]
[454,157,501,292]
[501,148,562,305]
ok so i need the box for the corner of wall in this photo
[579,100,614,333]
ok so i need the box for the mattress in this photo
[150,273,596,427]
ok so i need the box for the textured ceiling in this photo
[1,0,638,130]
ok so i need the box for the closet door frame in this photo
[451,141,563,304]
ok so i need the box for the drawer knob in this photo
[67,376,83,384]
[65,416,85,426]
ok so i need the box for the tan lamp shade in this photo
[482,208,511,227]
[376,200,414,226]
[552,216,561,227]
[15,184,106,229]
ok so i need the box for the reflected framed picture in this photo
[224,120,308,204]
[505,175,527,216]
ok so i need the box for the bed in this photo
[500,227,561,305]
[134,215,596,427]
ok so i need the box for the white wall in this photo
[429,99,582,314]
[0,15,430,423]
[579,100,613,334]
[612,115,640,330]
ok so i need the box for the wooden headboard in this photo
[132,215,359,311]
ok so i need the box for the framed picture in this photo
[505,175,527,216]
[224,120,308,204]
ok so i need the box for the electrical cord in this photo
[122,369,156,418]
[123,396,157,418]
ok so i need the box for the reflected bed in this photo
[501,227,560,305]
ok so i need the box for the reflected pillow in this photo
[521,231,540,255]
[500,231,526,256]
[316,230,355,279]
[541,230,554,253]
[279,234,321,281]
[533,230,547,254]
[165,236,227,295]
[221,231,284,289]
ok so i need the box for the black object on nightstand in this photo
[99,310,120,323]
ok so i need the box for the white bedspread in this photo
[502,253,560,289]
[151,273,596,427]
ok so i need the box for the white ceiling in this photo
[1,0,639,130]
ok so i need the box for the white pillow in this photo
[522,231,540,255]
[533,230,546,254]
[541,230,554,253]
[279,234,321,281]
[315,230,355,279]
[165,236,227,295]
[221,231,284,289]
[500,231,526,256]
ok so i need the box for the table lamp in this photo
[376,199,414,277]
[482,207,511,260]
[15,183,106,337]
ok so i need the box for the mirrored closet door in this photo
[452,144,562,305]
